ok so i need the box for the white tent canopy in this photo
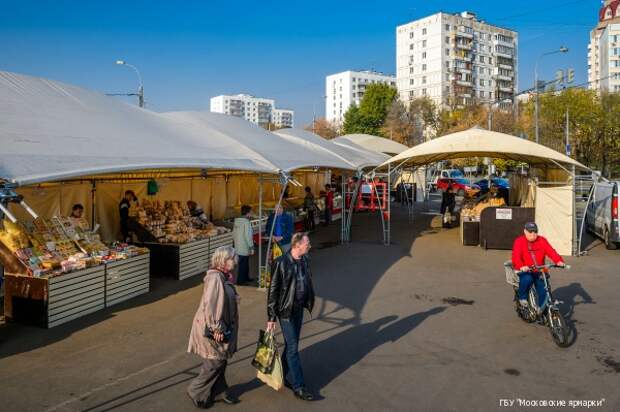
[382,127,587,170]
[273,128,385,170]
[0,71,284,185]
[334,134,409,156]
[330,138,391,167]
[161,113,355,172]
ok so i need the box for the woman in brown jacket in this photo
[187,246,240,408]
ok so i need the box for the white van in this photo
[586,180,619,249]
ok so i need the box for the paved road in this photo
[1,203,619,412]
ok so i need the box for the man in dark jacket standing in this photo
[266,232,315,401]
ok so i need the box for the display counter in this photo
[3,253,150,328]
[144,232,233,280]
[479,207,535,250]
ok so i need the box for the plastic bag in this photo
[271,242,283,261]
[251,330,277,374]
[257,351,283,391]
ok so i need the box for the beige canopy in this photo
[381,127,587,170]
[334,134,409,156]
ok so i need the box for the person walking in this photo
[233,205,254,285]
[266,232,315,401]
[323,184,334,226]
[266,205,294,253]
[187,246,241,408]
[303,187,317,232]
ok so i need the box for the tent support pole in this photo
[262,173,290,289]
[577,178,596,256]
[258,176,263,289]
[91,180,96,230]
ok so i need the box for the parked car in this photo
[586,180,619,250]
[432,169,464,191]
[436,178,481,197]
[475,177,510,193]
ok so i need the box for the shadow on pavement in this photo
[553,282,595,346]
[302,306,447,396]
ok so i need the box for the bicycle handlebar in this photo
[517,264,571,273]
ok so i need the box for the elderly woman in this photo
[187,246,241,408]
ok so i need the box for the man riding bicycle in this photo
[512,222,565,312]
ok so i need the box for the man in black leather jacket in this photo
[266,232,315,401]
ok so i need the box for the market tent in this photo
[0,71,281,186]
[161,112,356,172]
[273,128,385,170]
[334,134,409,156]
[329,138,391,166]
[381,127,587,169]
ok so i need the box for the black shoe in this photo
[284,380,293,390]
[221,394,240,405]
[293,388,314,401]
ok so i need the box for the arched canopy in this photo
[334,133,409,156]
[381,127,587,170]
[0,71,280,185]
[274,128,386,170]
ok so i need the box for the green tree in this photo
[342,83,398,136]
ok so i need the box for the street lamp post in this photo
[116,60,144,108]
[534,46,568,144]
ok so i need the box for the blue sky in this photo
[0,0,596,126]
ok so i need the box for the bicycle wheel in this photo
[548,309,570,347]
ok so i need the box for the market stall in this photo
[379,126,588,255]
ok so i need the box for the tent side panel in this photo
[535,185,574,256]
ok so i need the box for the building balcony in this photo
[496,74,513,81]
[455,66,472,74]
[456,42,472,50]
[492,38,515,48]
[498,63,514,70]
[498,85,514,92]
[456,79,473,87]
[456,30,474,39]
[495,51,514,59]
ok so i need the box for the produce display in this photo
[136,199,230,244]
[0,217,148,278]
[461,197,506,221]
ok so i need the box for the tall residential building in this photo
[396,11,518,108]
[210,94,294,127]
[588,1,620,93]
[325,70,396,124]
[272,109,294,128]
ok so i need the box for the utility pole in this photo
[565,107,570,156]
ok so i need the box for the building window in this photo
[409,90,415,97]
[445,24,450,31]
[422,28,427,35]
[446,74,450,81]
[422,76,427,84]
[410,43,414,50]
[488,57,493,64]
[446,48,450,56]
[422,64,427,71]
[422,52,427,59]
[410,31,414,39]
[479,56,485,63]
[445,36,450,44]
[446,61,450,69]
[422,88,427,95]
[410,67,414,74]
[422,40,427,47]
[480,79,485,86]
[410,79,414,85]
[480,91,485,98]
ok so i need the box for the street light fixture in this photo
[115,60,144,108]
[534,46,568,143]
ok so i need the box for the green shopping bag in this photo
[251,330,277,374]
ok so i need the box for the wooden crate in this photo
[104,253,150,307]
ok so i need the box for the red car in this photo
[437,178,481,197]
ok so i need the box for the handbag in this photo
[204,323,232,344]
[251,330,277,374]
[257,349,283,391]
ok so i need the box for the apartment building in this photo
[396,11,518,108]
[325,70,396,124]
[588,0,620,93]
[272,108,294,128]
[210,94,294,127]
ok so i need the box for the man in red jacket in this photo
[512,222,565,312]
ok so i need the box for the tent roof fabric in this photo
[334,134,409,155]
[382,127,587,170]
[162,113,355,172]
[0,71,355,186]
[0,71,282,185]
[273,128,384,169]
